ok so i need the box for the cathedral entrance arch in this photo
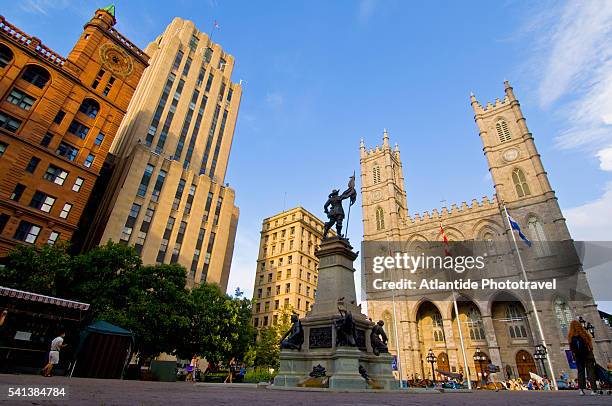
[437,351,450,372]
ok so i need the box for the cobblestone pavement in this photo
[1,374,610,405]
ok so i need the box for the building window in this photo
[10,183,25,201]
[196,68,205,87]
[21,65,50,88]
[0,111,22,132]
[172,49,184,71]
[375,206,385,230]
[151,170,167,202]
[227,88,233,102]
[0,44,14,67]
[25,157,41,173]
[0,213,9,234]
[91,69,105,89]
[182,56,192,77]
[496,120,512,143]
[554,298,573,337]
[43,164,69,185]
[184,184,196,214]
[72,177,84,192]
[137,164,154,197]
[512,168,531,198]
[102,76,115,96]
[40,132,53,147]
[285,283,291,293]
[219,58,226,71]
[467,306,485,340]
[6,88,36,110]
[47,231,60,245]
[59,203,72,219]
[53,110,66,124]
[506,303,528,338]
[373,166,381,184]
[68,120,90,139]
[0,141,6,156]
[94,132,105,146]
[205,73,214,92]
[30,191,55,213]
[173,179,186,210]
[432,312,445,342]
[78,98,100,118]
[84,153,95,168]
[14,221,41,243]
[527,217,550,256]
[189,34,199,51]
[56,142,79,161]
[204,47,213,63]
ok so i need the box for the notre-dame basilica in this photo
[359,81,611,382]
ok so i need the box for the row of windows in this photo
[264,214,323,232]
[257,268,317,285]
[0,217,61,245]
[9,184,73,219]
[260,255,315,272]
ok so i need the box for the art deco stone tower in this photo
[81,18,241,290]
[0,6,148,254]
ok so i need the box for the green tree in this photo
[1,242,72,296]
[177,283,255,363]
[254,307,292,369]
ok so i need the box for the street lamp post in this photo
[534,344,548,378]
[426,349,437,386]
[473,348,487,387]
[579,316,596,338]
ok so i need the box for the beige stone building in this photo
[360,81,612,382]
[81,18,241,290]
[251,207,327,329]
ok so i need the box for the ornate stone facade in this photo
[360,82,612,382]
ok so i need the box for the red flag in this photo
[440,223,451,257]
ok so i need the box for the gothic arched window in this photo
[527,216,550,256]
[466,306,485,340]
[505,303,528,338]
[373,166,381,184]
[432,312,445,342]
[554,298,573,337]
[382,310,395,348]
[512,168,531,198]
[496,120,511,143]
[375,206,385,230]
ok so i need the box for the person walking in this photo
[41,331,67,377]
[186,355,198,383]
[224,357,237,383]
[568,319,598,395]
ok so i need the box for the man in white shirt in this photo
[42,331,67,377]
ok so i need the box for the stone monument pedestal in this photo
[273,237,396,390]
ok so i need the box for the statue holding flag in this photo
[323,173,357,239]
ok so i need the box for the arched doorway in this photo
[437,351,450,372]
[515,350,536,381]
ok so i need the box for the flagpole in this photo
[386,233,404,389]
[440,222,472,390]
[502,204,557,390]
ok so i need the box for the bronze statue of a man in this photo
[370,320,389,356]
[280,313,304,350]
[323,174,356,239]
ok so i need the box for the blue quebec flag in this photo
[508,215,532,247]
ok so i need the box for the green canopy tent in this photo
[70,320,134,379]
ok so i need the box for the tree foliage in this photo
[254,307,293,369]
[0,242,254,362]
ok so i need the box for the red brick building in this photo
[0,6,148,254]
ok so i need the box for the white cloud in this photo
[265,92,284,107]
[358,0,377,23]
[530,1,612,151]
[20,0,72,15]
[597,146,612,171]
[564,182,612,240]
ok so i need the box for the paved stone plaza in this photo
[0,374,610,405]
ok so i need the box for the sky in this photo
[4,1,612,312]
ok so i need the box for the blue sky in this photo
[5,1,612,311]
